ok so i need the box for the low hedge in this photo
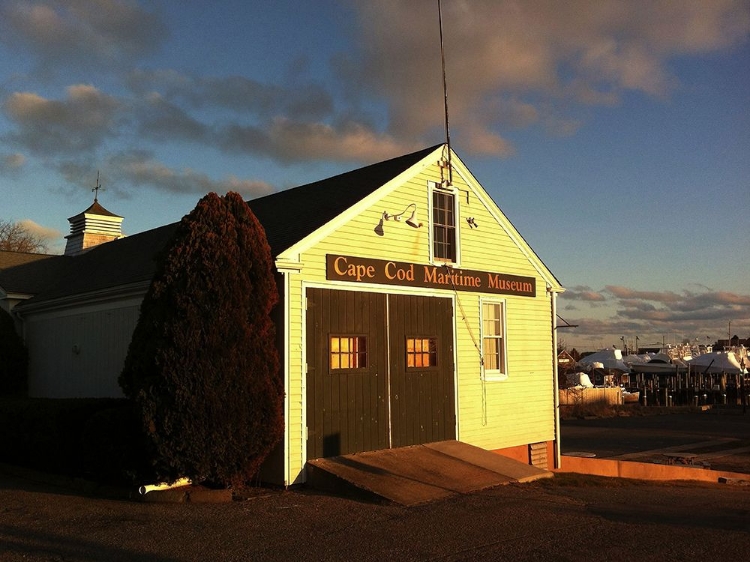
[0,397,154,486]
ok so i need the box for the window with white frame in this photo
[481,300,507,380]
[432,188,457,263]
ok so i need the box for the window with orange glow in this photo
[406,337,438,368]
[330,335,368,370]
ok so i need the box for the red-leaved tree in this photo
[119,192,283,487]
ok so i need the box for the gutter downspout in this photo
[275,269,291,488]
[283,270,291,488]
[549,286,562,469]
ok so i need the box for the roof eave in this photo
[275,145,445,264]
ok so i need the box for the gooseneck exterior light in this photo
[375,203,423,235]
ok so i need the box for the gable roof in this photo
[248,145,439,254]
[4,145,441,308]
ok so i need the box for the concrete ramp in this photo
[306,440,553,506]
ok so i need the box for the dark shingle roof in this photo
[5,145,439,307]
[13,224,179,303]
[0,250,56,271]
[0,252,68,294]
[248,145,438,254]
[68,200,122,220]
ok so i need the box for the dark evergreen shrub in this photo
[119,192,283,487]
[0,307,28,396]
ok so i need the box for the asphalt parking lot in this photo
[1,409,749,561]
[560,407,750,474]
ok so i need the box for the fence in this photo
[559,387,623,406]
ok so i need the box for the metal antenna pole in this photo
[438,0,452,184]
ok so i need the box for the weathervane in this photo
[92,171,102,203]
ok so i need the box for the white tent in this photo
[578,349,631,372]
[687,352,745,374]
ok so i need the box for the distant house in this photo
[0,145,565,486]
[557,350,577,375]
[716,336,750,350]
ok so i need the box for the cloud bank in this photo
[559,285,750,349]
[1,0,747,197]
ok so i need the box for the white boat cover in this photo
[566,372,594,388]
[578,349,631,372]
[687,352,745,374]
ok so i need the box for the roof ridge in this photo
[8,145,443,307]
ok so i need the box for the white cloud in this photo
[106,150,274,198]
[1,0,748,202]
[56,151,275,200]
[0,152,25,173]
[560,284,750,349]
[220,117,421,164]
[126,69,336,122]
[348,0,750,154]
[0,0,167,73]
[560,286,607,302]
[136,92,210,143]
[18,218,60,243]
[3,85,121,154]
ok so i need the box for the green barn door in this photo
[305,288,388,459]
[388,294,456,448]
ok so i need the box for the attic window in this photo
[432,190,456,262]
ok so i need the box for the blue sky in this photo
[1,0,748,351]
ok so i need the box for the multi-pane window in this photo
[330,335,368,370]
[432,190,456,262]
[482,301,506,379]
[406,337,438,368]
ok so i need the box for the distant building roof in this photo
[0,250,56,271]
[0,251,59,297]
[0,254,72,295]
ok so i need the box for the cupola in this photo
[63,181,124,256]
